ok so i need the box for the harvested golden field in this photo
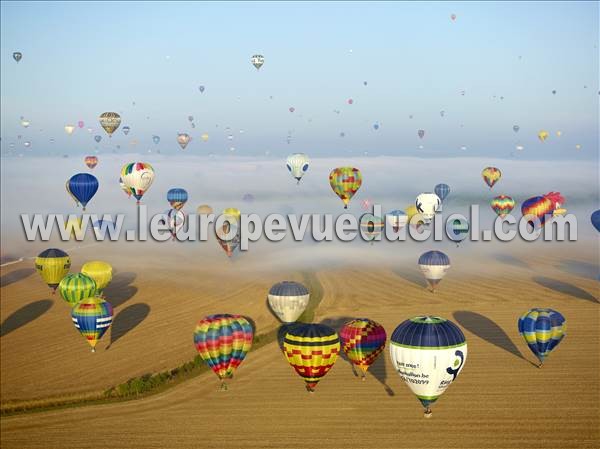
[1,242,599,448]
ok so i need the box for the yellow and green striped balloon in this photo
[81,261,113,295]
[58,273,96,305]
[35,248,71,293]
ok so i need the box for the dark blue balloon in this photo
[591,210,600,233]
[68,173,99,210]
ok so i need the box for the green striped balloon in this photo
[58,273,97,305]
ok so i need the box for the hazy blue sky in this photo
[1,1,598,159]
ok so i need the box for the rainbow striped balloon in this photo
[283,323,340,392]
[339,318,386,377]
[58,273,96,305]
[329,167,362,209]
[518,308,566,366]
[193,314,253,388]
[490,195,515,217]
[71,297,113,352]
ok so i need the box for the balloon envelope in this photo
[99,112,121,136]
[329,167,362,209]
[592,210,600,232]
[340,318,386,375]
[35,248,71,292]
[418,251,450,291]
[286,153,310,184]
[518,308,566,364]
[194,314,253,386]
[490,195,515,217]
[390,316,467,417]
[481,167,502,188]
[167,188,188,210]
[283,323,340,392]
[267,281,309,323]
[434,184,450,202]
[80,261,113,294]
[58,273,96,305]
[120,162,155,203]
[68,173,99,210]
[71,297,113,352]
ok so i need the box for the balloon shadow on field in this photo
[493,254,529,269]
[0,268,36,288]
[0,268,35,287]
[106,303,150,349]
[556,260,599,281]
[1,299,53,337]
[103,272,138,308]
[320,316,395,396]
[532,276,598,303]
[452,311,535,366]
[391,268,425,289]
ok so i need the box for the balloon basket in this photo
[219,381,228,391]
[424,407,432,419]
[91,347,96,353]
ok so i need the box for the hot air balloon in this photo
[68,173,99,211]
[21,119,30,128]
[329,167,362,209]
[152,135,160,144]
[197,204,213,215]
[94,135,102,143]
[99,112,121,136]
[434,184,450,202]
[216,209,241,257]
[575,144,581,150]
[193,314,253,389]
[71,297,113,352]
[347,98,354,105]
[446,218,469,246]
[13,52,22,63]
[198,85,205,93]
[267,281,310,323]
[177,133,191,149]
[85,155,98,169]
[418,251,450,292]
[521,192,564,229]
[513,125,520,133]
[518,308,566,367]
[481,167,501,189]
[490,195,515,217]
[201,133,209,142]
[386,210,408,233]
[77,120,84,128]
[167,188,188,210]
[556,130,562,137]
[120,162,155,203]
[360,214,384,242]
[450,13,457,21]
[80,261,113,296]
[251,54,264,70]
[289,107,295,113]
[283,323,340,392]
[35,249,71,293]
[64,124,76,135]
[373,122,380,130]
[415,193,441,223]
[122,126,131,136]
[418,129,425,139]
[551,90,556,95]
[161,209,186,239]
[340,318,386,379]
[58,273,97,305]
[363,81,368,86]
[286,153,310,184]
[390,316,467,418]
[538,130,549,142]
[242,193,254,203]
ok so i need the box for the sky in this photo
[0,1,599,159]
